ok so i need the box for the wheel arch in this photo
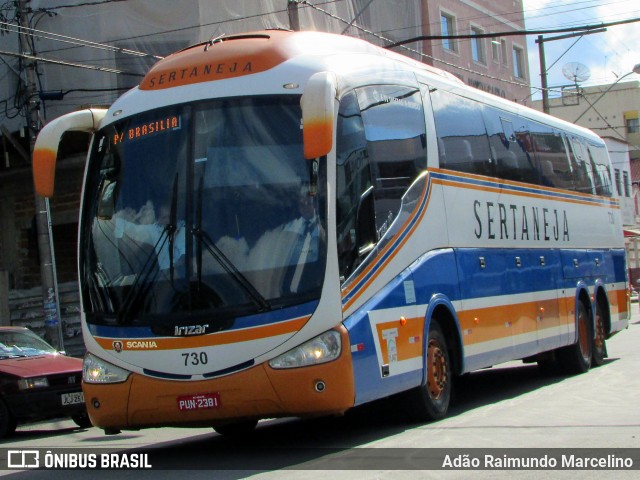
[423,294,464,379]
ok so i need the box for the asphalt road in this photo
[1,306,639,479]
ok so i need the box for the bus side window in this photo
[567,136,595,194]
[530,123,572,189]
[483,108,538,184]
[355,85,427,239]
[336,91,372,280]
[430,90,493,177]
[587,142,613,196]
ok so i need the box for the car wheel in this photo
[0,399,17,438]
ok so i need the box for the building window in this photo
[627,118,639,134]
[501,39,508,66]
[512,45,525,79]
[491,37,499,63]
[471,26,486,64]
[623,171,631,197]
[441,12,457,52]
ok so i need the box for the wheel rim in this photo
[427,338,448,400]
[594,306,605,352]
[577,307,590,363]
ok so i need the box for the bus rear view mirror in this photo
[33,108,107,197]
[301,71,337,160]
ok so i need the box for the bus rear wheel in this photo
[591,300,607,367]
[404,320,451,422]
[557,301,592,374]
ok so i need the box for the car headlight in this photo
[83,353,131,384]
[18,377,49,390]
[269,330,341,369]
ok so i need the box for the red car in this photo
[0,326,90,438]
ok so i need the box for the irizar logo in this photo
[174,324,209,336]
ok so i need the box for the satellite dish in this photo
[562,62,591,83]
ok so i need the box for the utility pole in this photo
[536,35,550,114]
[288,0,300,31]
[535,29,606,115]
[17,0,64,350]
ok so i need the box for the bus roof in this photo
[138,29,459,91]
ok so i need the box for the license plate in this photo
[61,391,85,406]
[177,393,221,411]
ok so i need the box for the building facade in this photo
[420,0,530,103]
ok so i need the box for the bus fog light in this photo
[269,330,341,369]
[315,380,326,392]
[83,353,131,384]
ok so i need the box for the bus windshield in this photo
[80,95,327,327]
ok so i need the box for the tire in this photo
[403,320,452,422]
[213,419,258,437]
[591,300,607,367]
[557,301,592,374]
[72,413,93,429]
[0,399,17,439]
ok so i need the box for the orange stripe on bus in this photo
[457,298,573,345]
[432,168,620,207]
[435,178,616,208]
[95,316,309,351]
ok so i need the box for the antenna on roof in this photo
[562,62,591,87]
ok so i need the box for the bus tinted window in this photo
[530,123,572,189]
[567,136,595,194]
[587,142,613,196]
[483,108,538,184]
[355,85,427,238]
[430,90,492,176]
[336,91,371,279]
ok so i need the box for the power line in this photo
[0,47,144,76]
[382,16,640,49]
[0,19,162,59]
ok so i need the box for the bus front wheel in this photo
[404,320,452,422]
[213,419,258,437]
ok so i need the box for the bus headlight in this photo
[269,330,341,369]
[83,353,131,384]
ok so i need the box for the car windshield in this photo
[80,95,327,328]
[0,330,57,359]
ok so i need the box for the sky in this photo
[522,0,640,99]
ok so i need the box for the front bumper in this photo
[84,326,355,430]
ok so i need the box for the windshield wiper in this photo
[193,229,271,312]
[193,181,270,312]
[167,174,179,283]
[116,226,169,324]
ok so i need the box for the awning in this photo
[624,228,640,237]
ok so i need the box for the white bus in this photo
[33,30,629,435]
